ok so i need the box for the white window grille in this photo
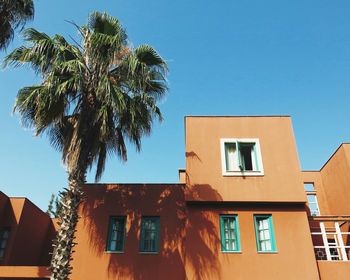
[310,221,350,261]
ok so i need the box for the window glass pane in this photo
[255,216,276,252]
[262,219,268,229]
[304,183,315,192]
[107,217,125,252]
[308,200,320,216]
[307,194,317,203]
[225,143,238,171]
[0,229,9,258]
[265,241,272,251]
[309,203,319,211]
[140,217,159,252]
[220,216,239,252]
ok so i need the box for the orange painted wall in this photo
[184,204,319,280]
[301,171,330,215]
[71,184,187,280]
[0,192,8,218]
[70,184,320,280]
[319,144,350,215]
[0,196,20,265]
[317,261,350,280]
[302,144,350,216]
[0,265,50,279]
[0,197,55,266]
[185,116,306,202]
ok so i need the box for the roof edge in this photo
[84,183,186,186]
[320,143,350,171]
[185,115,291,118]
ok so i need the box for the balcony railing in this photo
[309,217,350,261]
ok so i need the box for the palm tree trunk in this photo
[50,169,85,280]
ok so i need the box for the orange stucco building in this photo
[1,116,350,279]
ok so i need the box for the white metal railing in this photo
[310,221,350,261]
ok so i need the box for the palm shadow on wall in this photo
[80,183,223,280]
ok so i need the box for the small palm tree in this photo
[4,12,168,280]
[0,0,34,50]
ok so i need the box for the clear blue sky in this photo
[1,0,350,210]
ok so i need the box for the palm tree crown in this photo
[4,12,168,280]
[5,11,168,180]
[0,0,34,49]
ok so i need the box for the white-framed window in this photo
[304,182,320,216]
[220,138,264,176]
[307,194,320,216]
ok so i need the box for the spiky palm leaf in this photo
[0,0,34,50]
[4,11,168,280]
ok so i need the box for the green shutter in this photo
[237,142,243,170]
[268,216,277,251]
[253,143,259,171]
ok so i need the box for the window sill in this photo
[221,251,242,254]
[223,171,264,177]
[105,251,124,254]
[257,251,278,254]
[139,251,159,255]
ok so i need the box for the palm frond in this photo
[8,11,168,182]
[95,143,107,182]
[88,12,126,38]
[0,0,34,50]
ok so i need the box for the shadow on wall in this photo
[80,183,223,280]
[0,200,16,265]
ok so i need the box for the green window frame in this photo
[106,216,126,252]
[221,139,263,175]
[254,215,277,253]
[140,217,160,253]
[0,228,10,259]
[220,215,241,252]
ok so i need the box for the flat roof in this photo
[185,115,291,118]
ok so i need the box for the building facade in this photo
[0,116,349,279]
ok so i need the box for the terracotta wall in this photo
[319,144,350,215]
[71,184,187,280]
[185,116,306,202]
[301,171,330,215]
[10,199,55,265]
[0,265,50,279]
[70,184,320,280]
[0,192,8,218]
[317,261,350,280]
[302,145,350,216]
[0,198,55,266]
[184,203,319,280]
[0,197,21,265]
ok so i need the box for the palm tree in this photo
[4,12,168,280]
[0,0,34,50]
